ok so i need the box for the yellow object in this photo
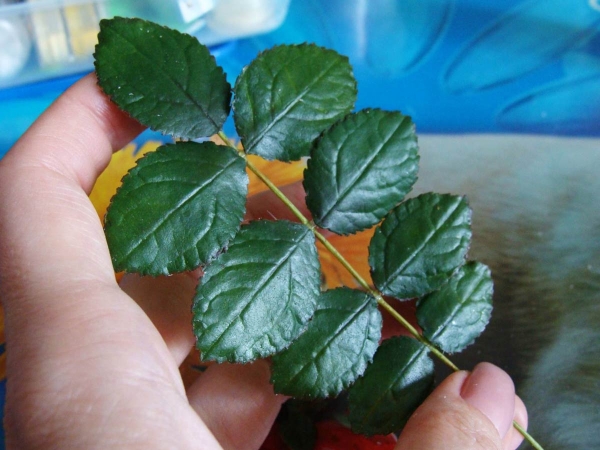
[89,141,162,220]
[63,3,103,57]
[28,0,103,67]
[29,1,70,68]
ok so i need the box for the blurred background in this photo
[1,1,599,448]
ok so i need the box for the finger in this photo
[0,73,150,370]
[396,362,518,450]
[119,272,198,365]
[187,360,286,450]
[0,73,145,305]
[0,76,213,445]
[502,395,527,450]
[4,73,145,194]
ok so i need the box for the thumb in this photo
[396,363,527,450]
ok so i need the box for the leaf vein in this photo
[282,301,370,392]
[120,157,238,263]
[383,198,464,291]
[321,118,410,223]
[245,58,342,152]
[356,344,427,429]
[203,229,311,355]
[112,29,219,130]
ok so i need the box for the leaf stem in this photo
[313,229,459,371]
[219,131,541,449]
[241,151,459,372]
[513,421,544,450]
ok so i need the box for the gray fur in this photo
[414,135,600,449]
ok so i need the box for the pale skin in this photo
[0,74,527,450]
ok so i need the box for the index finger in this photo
[0,73,144,304]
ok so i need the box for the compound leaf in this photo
[304,109,419,235]
[233,44,357,161]
[369,193,472,299]
[348,336,434,436]
[95,17,231,139]
[271,288,382,398]
[193,220,321,363]
[105,141,247,275]
[417,261,493,353]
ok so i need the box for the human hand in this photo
[0,74,526,449]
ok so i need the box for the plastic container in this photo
[0,0,291,89]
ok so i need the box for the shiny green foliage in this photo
[271,288,382,398]
[192,220,321,363]
[95,17,231,139]
[304,109,419,235]
[417,261,493,353]
[369,193,472,299]
[95,18,495,439]
[104,142,247,275]
[348,336,435,435]
[233,44,357,161]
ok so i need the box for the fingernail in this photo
[460,362,515,440]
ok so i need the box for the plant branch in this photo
[513,421,544,450]
[220,132,542,449]
[240,148,459,371]
[310,228,459,372]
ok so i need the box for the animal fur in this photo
[414,134,600,449]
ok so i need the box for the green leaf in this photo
[348,336,434,436]
[417,261,493,353]
[233,44,357,161]
[94,17,231,139]
[271,288,382,398]
[304,109,419,235]
[193,220,321,363]
[105,142,247,275]
[369,193,472,299]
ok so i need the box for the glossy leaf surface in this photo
[271,288,382,398]
[95,17,231,139]
[369,193,472,299]
[304,109,419,235]
[105,142,247,275]
[193,220,321,362]
[417,261,493,353]
[233,44,357,161]
[348,336,434,436]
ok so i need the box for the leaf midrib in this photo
[244,57,342,153]
[118,157,239,263]
[428,271,490,343]
[203,228,312,357]
[319,117,411,224]
[111,27,220,131]
[355,343,428,430]
[382,197,465,292]
[280,299,372,393]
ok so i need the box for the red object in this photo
[315,421,397,450]
[260,420,397,450]
[260,424,288,450]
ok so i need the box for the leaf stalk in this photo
[219,131,542,449]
